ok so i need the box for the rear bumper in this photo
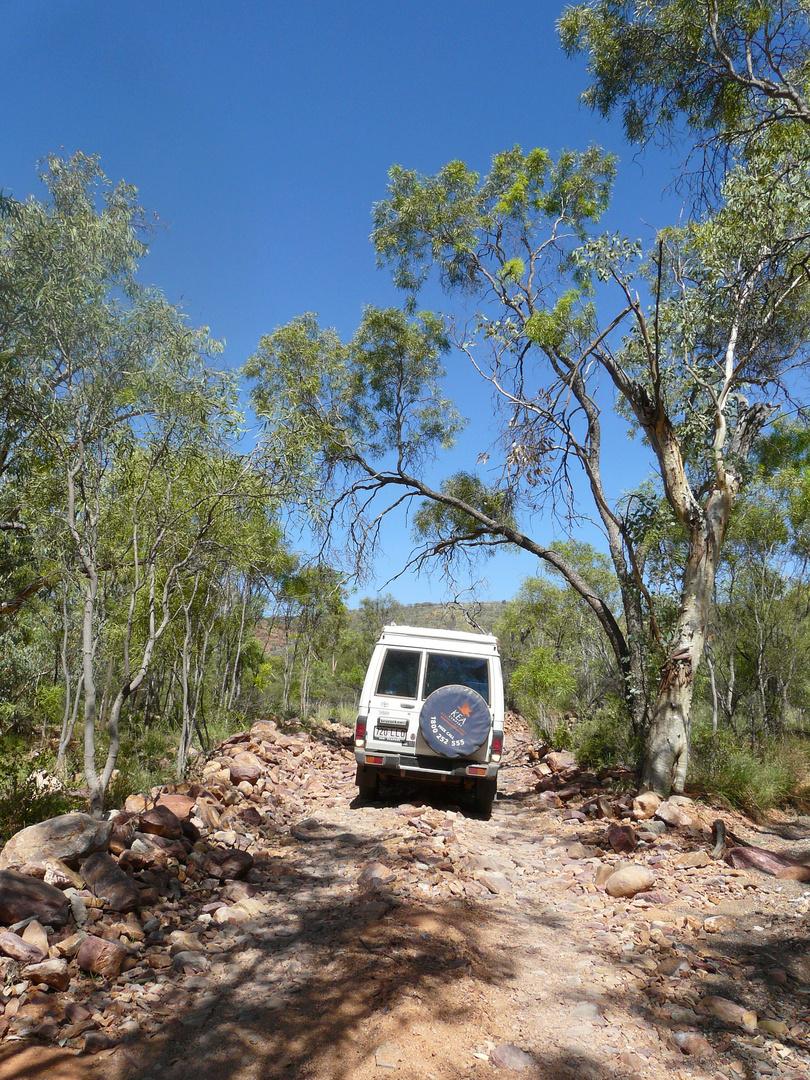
[355,748,499,781]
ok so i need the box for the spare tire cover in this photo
[419,684,491,758]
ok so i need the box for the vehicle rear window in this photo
[424,653,490,703]
[376,649,421,698]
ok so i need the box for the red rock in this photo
[25,957,70,991]
[155,793,196,821]
[545,751,577,772]
[21,920,50,956]
[0,813,112,872]
[229,751,264,785]
[52,932,87,959]
[138,804,183,839]
[674,850,712,868]
[133,832,187,859]
[221,880,259,902]
[250,720,278,741]
[80,852,141,912]
[555,784,582,801]
[14,857,84,889]
[194,801,222,829]
[0,870,71,927]
[202,848,254,880]
[64,1001,92,1024]
[117,848,153,873]
[699,995,757,1030]
[186,783,223,804]
[75,934,128,978]
[607,824,637,853]
[0,931,45,963]
[670,1030,714,1056]
[535,791,563,808]
[109,811,138,855]
[239,806,263,827]
[726,845,796,875]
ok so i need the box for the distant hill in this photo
[358,600,508,635]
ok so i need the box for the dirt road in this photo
[2,717,810,1080]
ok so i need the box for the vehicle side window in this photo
[424,653,490,703]
[376,649,420,698]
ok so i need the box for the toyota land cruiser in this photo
[353,625,504,815]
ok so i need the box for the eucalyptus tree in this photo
[559,0,810,169]
[0,155,253,811]
[143,457,289,777]
[250,141,810,793]
[260,562,349,717]
[247,156,652,735]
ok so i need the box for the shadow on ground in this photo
[108,817,525,1080]
[351,775,495,820]
[579,874,810,1077]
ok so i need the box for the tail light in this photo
[355,716,367,746]
[490,731,503,762]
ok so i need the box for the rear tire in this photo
[355,764,380,803]
[473,776,497,817]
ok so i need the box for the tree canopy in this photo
[559,0,810,164]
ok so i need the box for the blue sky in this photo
[3,1,683,605]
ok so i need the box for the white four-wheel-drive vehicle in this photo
[353,625,505,815]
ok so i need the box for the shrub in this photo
[0,744,81,841]
[510,648,577,733]
[569,699,643,771]
[689,722,809,816]
[550,717,573,752]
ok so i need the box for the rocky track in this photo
[0,716,809,1080]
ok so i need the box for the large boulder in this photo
[202,847,254,881]
[605,865,656,898]
[80,852,141,913]
[0,870,71,927]
[137,804,183,839]
[0,813,112,872]
[76,934,127,978]
[228,751,264,786]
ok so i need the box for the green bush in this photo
[510,647,577,726]
[689,722,809,816]
[570,699,643,771]
[0,745,81,841]
[308,701,357,727]
[550,717,573,751]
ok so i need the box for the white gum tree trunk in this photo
[636,394,775,794]
[641,490,730,793]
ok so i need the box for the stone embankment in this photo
[0,715,807,1080]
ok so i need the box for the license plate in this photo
[374,727,406,742]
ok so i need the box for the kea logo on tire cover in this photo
[419,684,491,758]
